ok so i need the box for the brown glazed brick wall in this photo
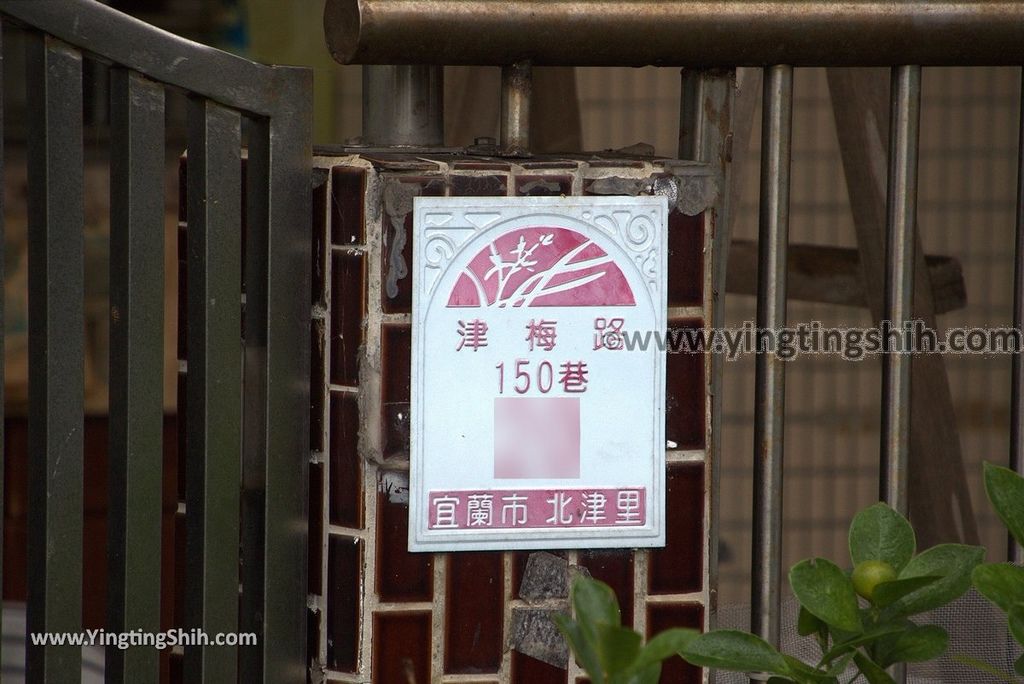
[307,150,717,684]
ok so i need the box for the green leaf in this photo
[849,503,916,572]
[874,624,949,667]
[1015,652,1024,676]
[821,651,856,677]
[679,630,790,676]
[783,655,839,683]
[853,652,897,684]
[552,613,604,682]
[634,628,699,668]
[797,606,824,637]
[622,662,661,684]
[886,544,984,617]
[789,558,862,633]
[984,463,1024,549]
[596,624,642,674]
[972,563,1024,612]
[572,576,621,628]
[1009,603,1024,647]
[871,576,942,608]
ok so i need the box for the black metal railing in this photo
[0,1,313,682]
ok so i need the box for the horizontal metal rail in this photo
[326,0,1024,66]
[2,0,291,116]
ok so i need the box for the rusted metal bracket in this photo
[500,60,532,157]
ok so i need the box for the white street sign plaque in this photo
[410,196,668,551]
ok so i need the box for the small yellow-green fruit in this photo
[851,560,898,601]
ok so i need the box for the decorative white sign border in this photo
[410,196,668,551]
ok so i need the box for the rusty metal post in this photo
[499,60,532,156]
[362,65,444,146]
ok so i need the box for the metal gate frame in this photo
[0,1,312,682]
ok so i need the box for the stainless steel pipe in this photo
[751,64,793,650]
[361,65,444,146]
[326,1,1024,67]
[880,65,921,517]
[499,61,532,156]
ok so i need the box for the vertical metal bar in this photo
[1011,69,1024,564]
[678,69,702,160]
[0,20,6,669]
[880,66,921,515]
[239,70,313,684]
[751,64,793,650]
[679,68,734,163]
[500,60,532,156]
[185,96,242,684]
[106,68,165,684]
[240,116,269,683]
[25,32,85,682]
[361,65,444,146]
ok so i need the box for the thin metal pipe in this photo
[25,33,85,683]
[751,64,793,650]
[361,65,444,146]
[1011,68,1024,564]
[880,66,921,517]
[500,60,532,156]
[325,0,1024,67]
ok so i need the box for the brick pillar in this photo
[307,151,716,684]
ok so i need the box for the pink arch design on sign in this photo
[447,226,635,308]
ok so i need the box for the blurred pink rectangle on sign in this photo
[494,397,580,478]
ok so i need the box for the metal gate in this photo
[0,1,312,682]
[5,0,1024,683]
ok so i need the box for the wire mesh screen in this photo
[576,66,1019,605]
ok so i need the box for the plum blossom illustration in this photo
[447,227,635,308]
